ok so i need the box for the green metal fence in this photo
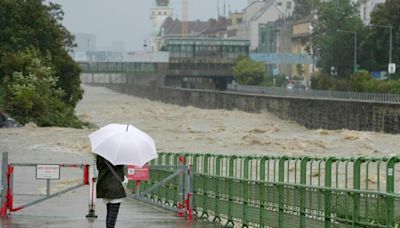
[140,153,400,227]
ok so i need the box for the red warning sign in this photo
[127,165,149,181]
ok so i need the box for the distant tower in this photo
[149,0,174,51]
[150,0,173,35]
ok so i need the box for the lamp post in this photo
[367,23,393,66]
[337,29,357,73]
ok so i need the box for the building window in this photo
[276,1,282,6]
[287,2,292,9]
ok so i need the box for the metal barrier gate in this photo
[144,153,400,228]
[0,152,97,218]
[132,158,193,220]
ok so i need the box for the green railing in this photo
[139,153,400,227]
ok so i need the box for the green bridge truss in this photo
[136,153,400,228]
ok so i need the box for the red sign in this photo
[127,165,149,181]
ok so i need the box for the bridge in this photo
[3,150,399,227]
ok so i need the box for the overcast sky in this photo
[49,0,248,51]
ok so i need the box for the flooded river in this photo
[1,85,399,161]
[0,85,399,227]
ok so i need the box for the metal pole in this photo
[389,25,392,64]
[354,32,357,72]
[46,179,50,196]
[86,164,97,219]
[1,152,8,217]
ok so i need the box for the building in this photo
[359,0,385,25]
[159,17,211,38]
[149,0,174,51]
[227,12,245,37]
[236,0,294,51]
[257,19,294,77]
[164,37,250,89]
[291,15,316,81]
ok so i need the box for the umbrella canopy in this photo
[89,124,157,166]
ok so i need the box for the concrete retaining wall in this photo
[89,81,400,134]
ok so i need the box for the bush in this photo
[349,70,373,92]
[3,50,85,128]
[375,80,400,94]
[310,70,400,94]
[233,55,265,85]
[262,75,287,87]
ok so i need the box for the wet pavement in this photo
[0,154,218,228]
[1,186,218,228]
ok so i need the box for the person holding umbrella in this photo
[89,124,158,228]
[96,155,126,228]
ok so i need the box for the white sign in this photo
[388,168,394,176]
[36,165,60,180]
[128,168,135,175]
[273,68,279,76]
[388,63,396,74]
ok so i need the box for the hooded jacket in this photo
[96,155,126,199]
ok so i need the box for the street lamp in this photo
[367,23,393,67]
[337,29,357,72]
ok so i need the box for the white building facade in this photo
[149,0,174,51]
[359,0,385,24]
[236,0,295,51]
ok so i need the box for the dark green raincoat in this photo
[96,155,126,199]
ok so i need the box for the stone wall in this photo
[92,81,400,134]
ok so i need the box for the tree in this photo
[293,0,320,19]
[0,0,82,107]
[363,0,400,79]
[232,55,265,85]
[3,49,83,127]
[311,0,365,79]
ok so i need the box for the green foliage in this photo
[349,70,373,92]
[311,0,364,78]
[262,75,287,87]
[293,0,320,19]
[312,74,333,90]
[3,49,85,128]
[311,70,400,94]
[365,0,400,79]
[375,80,400,94]
[0,0,82,108]
[233,55,265,85]
[296,64,304,78]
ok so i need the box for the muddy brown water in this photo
[0,85,399,227]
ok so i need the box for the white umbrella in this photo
[89,124,158,167]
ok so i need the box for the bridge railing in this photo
[227,84,400,103]
[141,152,400,227]
[78,62,158,73]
